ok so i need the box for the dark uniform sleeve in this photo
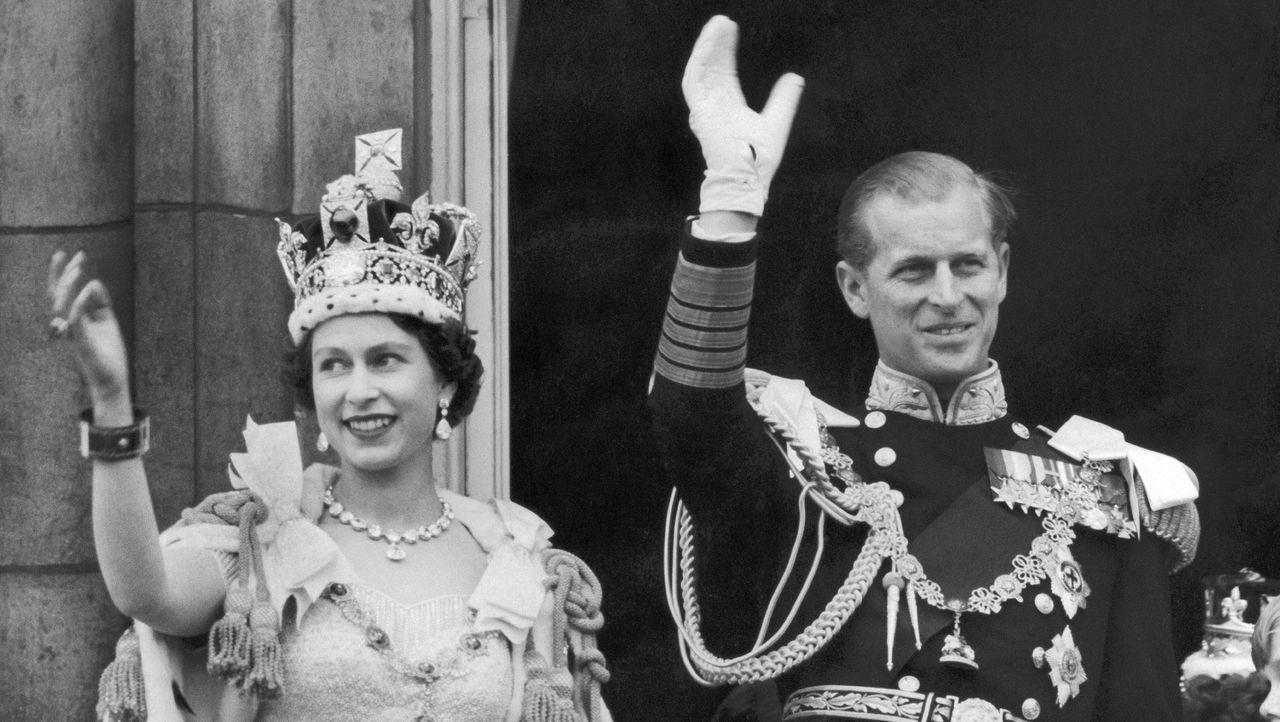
[1093,533,1186,720]
[648,225,794,653]
[1093,469,1199,719]
[1089,482,1198,721]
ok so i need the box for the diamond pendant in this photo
[940,632,979,670]
[940,611,979,670]
[385,544,407,561]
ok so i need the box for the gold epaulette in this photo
[1133,479,1200,573]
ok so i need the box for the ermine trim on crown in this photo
[273,129,482,345]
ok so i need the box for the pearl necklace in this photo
[322,485,454,561]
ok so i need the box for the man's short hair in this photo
[836,151,1017,269]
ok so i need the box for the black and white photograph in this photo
[4,1,1280,720]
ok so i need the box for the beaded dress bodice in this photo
[256,585,512,722]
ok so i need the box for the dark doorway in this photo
[510,3,1280,719]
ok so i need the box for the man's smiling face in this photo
[837,185,1009,392]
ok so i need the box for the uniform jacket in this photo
[649,227,1199,722]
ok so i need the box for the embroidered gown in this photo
[121,419,606,722]
[255,584,512,720]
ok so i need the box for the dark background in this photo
[509,2,1280,719]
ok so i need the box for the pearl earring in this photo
[316,432,329,453]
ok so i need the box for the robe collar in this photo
[865,360,1007,426]
[273,469,552,643]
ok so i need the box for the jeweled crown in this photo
[276,129,481,344]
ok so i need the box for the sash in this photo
[828,472,1045,678]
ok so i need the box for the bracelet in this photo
[79,409,150,460]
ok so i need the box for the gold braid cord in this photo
[96,490,282,721]
[667,379,1201,686]
[181,490,284,697]
[540,549,610,721]
[667,400,901,686]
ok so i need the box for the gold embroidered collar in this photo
[865,360,1007,425]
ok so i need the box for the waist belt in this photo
[784,685,1029,722]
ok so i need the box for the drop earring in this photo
[316,432,329,453]
[435,398,452,440]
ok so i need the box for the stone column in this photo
[0,1,136,718]
[190,0,294,496]
[0,2,459,716]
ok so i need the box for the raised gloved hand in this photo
[683,15,805,216]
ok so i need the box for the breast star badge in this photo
[1033,625,1087,707]
[1048,545,1090,618]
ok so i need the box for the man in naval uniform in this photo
[650,16,1201,722]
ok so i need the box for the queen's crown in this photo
[276,129,480,344]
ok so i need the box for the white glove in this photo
[683,15,804,216]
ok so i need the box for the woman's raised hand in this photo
[683,15,804,216]
[47,251,131,408]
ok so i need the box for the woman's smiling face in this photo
[310,314,447,474]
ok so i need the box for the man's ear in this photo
[996,241,1010,304]
[836,260,871,319]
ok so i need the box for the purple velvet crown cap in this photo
[273,129,481,345]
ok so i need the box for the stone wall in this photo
[0,1,430,717]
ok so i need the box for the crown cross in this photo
[274,129,481,345]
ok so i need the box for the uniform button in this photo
[874,447,897,467]
[864,411,886,429]
[1035,593,1054,614]
[1031,646,1046,668]
[1012,422,1030,439]
[896,675,920,692]
[1021,698,1041,719]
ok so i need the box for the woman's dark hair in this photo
[285,313,484,427]
[1182,673,1269,722]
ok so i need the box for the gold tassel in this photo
[207,584,254,681]
[246,601,284,697]
[96,627,146,722]
[521,646,578,722]
[173,491,287,701]
[521,677,578,722]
